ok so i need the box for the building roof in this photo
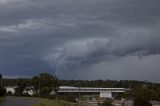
[59,86,128,90]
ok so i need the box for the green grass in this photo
[32,99,72,106]
[32,98,87,106]
[0,97,5,103]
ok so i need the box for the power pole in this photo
[39,75,41,97]
[0,74,2,87]
[78,81,81,101]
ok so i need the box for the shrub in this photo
[101,99,114,106]
[0,87,6,97]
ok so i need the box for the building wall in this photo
[5,87,16,94]
[100,91,112,98]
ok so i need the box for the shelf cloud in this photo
[0,0,160,82]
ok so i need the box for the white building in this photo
[5,86,17,94]
[5,86,129,98]
[5,86,34,95]
[58,86,129,98]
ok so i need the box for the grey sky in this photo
[0,0,160,82]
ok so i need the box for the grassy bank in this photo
[32,98,86,106]
[32,99,71,106]
[0,97,5,103]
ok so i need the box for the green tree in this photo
[130,86,152,106]
[31,76,40,96]
[15,79,27,95]
[101,99,114,106]
[0,87,6,97]
[32,73,59,97]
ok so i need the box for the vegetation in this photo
[0,97,5,103]
[15,78,28,96]
[59,93,78,102]
[32,98,88,106]
[3,74,160,105]
[0,74,6,103]
[32,98,85,106]
[14,73,60,98]
[0,87,6,97]
[33,73,59,98]
[125,86,154,106]
[101,99,114,106]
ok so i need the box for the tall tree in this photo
[15,79,27,95]
[32,73,59,97]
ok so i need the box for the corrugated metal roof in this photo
[59,86,128,90]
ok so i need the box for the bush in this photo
[101,99,114,106]
[0,87,6,97]
[134,99,152,106]
[131,86,153,106]
[60,93,77,102]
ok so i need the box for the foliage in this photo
[0,97,5,103]
[39,73,59,92]
[31,76,40,96]
[101,100,114,106]
[133,87,152,106]
[60,80,158,88]
[0,87,6,97]
[14,73,60,98]
[32,99,71,106]
[59,93,78,102]
[32,73,60,97]
[3,75,160,102]
[15,78,27,96]
[125,86,153,106]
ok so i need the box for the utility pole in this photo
[38,75,41,97]
[78,81,81,101]
[0,74,2,87]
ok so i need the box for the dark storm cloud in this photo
[0,0,160,81]
[46,33,160,80]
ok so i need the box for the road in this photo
[0,96,39,106]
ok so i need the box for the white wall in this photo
[100,91,112,98]
[5,87,16,94]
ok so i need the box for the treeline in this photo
[4,78,160,89]
[60,80,160,88]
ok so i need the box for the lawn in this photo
[32,99,86,106]
[32,99,70,106]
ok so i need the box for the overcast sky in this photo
[0,0,160,82]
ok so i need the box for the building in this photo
[5,86,34,95]
[58,86,129,98]
[5,86,129,98]
[5,86,17,94]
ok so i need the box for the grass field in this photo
[0,97,5,103]
[32,98,83,106]
[32,98,87,106]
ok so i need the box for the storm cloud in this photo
[0,0,160,82]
